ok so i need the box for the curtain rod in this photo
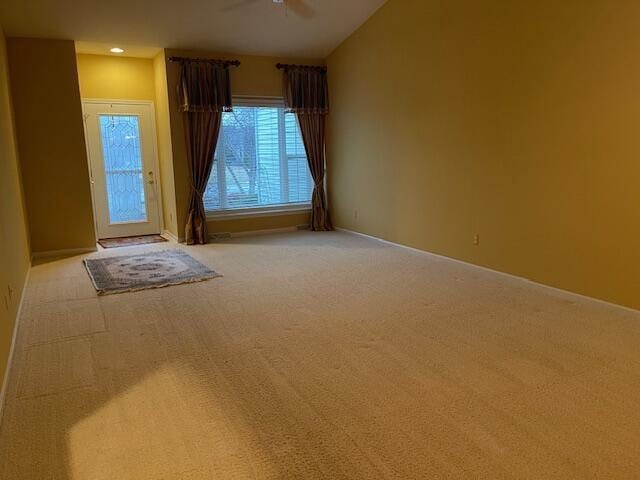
[169,56,241,67]
[276,63,327,72]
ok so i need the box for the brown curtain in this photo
[282,66,332,231]
[177,60,233,244]
[297,114,332,231]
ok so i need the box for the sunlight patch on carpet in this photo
[67,362,271,480]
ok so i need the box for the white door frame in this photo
[82,99,164,240]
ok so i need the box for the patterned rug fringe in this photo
[84,249,222,295]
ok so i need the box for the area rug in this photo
[98,235,168,249]
[84,250,222,295]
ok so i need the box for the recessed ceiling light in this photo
[110,47,124,53]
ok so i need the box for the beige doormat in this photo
[84,250,222,295]
[98,234,168,249]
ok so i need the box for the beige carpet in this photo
[1,231,640,479]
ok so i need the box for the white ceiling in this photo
[0,0,386,58]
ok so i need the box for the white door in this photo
[83,101,161,239]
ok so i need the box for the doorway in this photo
[83,101,162,240]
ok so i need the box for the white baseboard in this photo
[336,227,640,316]
[161,230,179,243]
[0,267,31,427]
[31,246,97,260]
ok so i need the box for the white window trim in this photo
[205,96,312,220]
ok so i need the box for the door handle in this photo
[147,171,155,185]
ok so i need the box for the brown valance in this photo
[278,63,329,115]
[176,59,236,113]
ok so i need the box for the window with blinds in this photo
[204,99,313,214]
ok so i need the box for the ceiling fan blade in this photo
[285,0,315,19]
[219,0,260,13]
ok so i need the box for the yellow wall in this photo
[327,0,640,310]
[76,53,155,100]
[0,26,31,392]
[7,38,95,253]
[164,49,321,239]
[153,50,178,237]
[212,212,310,235]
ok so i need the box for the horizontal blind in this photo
[204,102,313,213]
[285,113,313,204]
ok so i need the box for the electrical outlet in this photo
[473,234,480,246]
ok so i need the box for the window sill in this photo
[206,204,311,221]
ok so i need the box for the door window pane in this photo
[99,115,147,223]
